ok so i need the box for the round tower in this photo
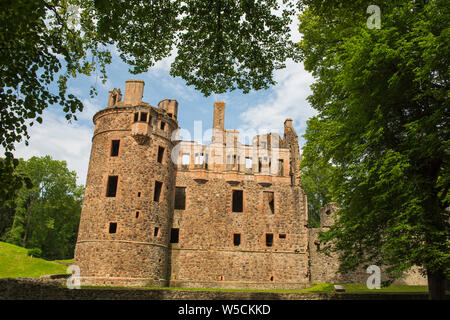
[74,80,179,286]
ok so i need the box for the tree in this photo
[3,156,83,260]
[298,0,449,299]
[300,117,334,227]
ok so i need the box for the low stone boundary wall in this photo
[0,278,437,300]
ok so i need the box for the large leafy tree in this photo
[298,0,449,299]
[2,156,83,260]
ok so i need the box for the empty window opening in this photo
[258,158,262,173]
[266,233,273,247]
[134,112,139,122]
[168,113,173,118]
[157,146,165,163]
[219,275,224,281]
[109,222,117,234]
[137,192,141,197]
[154,181,163,202]
[270,276,274,281]
[135,211,140,218]
[245,157,252,169]
[174,187,186,210]
[140,112,148,122]
[106,176,118,197]
[263,191,275,214]
[110,140,120,157]
[181,153,190,165]
[195,153,204,166]
[160,121,166,131]
[278,159,284,176]
[170,228,179,243]
[154,227,159,237]
[233,233,241,246]
[279,234,286,239]
[232,190,243,212]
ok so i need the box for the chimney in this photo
[124,80,145,105]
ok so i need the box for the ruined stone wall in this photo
[169,170,310,289]
[74,102,178,287]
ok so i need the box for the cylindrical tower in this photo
[74,80,179,286]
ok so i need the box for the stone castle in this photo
[74,80,426,288]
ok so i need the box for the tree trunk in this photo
[427,269,446,300]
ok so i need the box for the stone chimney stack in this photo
[212,102,225,143]
[124,80,145,105]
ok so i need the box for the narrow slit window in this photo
[232,190,243,212]
[157,146,165,163]
[135,211,140,218]
[233,233,241,246]
[266,233,273,247]
[109,222,117,234]
[110,140,120,157]
[137,192,141,197]
[140,112,148,122]
[170,228,179,243]
[258,158,262,173]
[160,121,166,131]
[174,187,186,210]
[154,227,159,237]
[154,181,163,202]
[106,176,118,197]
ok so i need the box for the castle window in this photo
[194,153,204,166]
[136,211,140,218]
[109,222,117,234]
[258,158,262,173]
[140,112,148,122]
[154,181,163,202]
[110,140,120,157]
[137,192,141,197]
[170,228,179,243]
[134,112,139,122]
[160,121,166,131]
[245,157,252,169]
[154,227,159,237]
[174,187,186,210]
[168,113,173,118]
[233,233,241,246]
[106,176,118,197]
[181,153,190,165]
[232,190,243,212]
[279,233,286,239]
[265,233,273,247]
[263,191,275,214]
[278,159,284,176]
[157,146,165,163]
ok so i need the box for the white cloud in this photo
[239,59,316,144]
[10,110,93,186]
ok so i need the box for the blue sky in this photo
[11,19,317,186]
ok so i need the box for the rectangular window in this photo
[278,159,284,176]
[170,228,179,243]
[263,191,275,214]
[154,181,163,202]
[157,146,165,163]
[135,211,140,218]
[279,234,286,239]
[232,190,243,212]
[174,187,186,210]
[109,222,117,234]
[110,140,120,157]
[233,233,241,246]
[154,227,159,237]
[106,176,118,197]
[160,121,166,131]
[181,153,190,165]
[245,157,252,169]
[258,158,262,173]
[266,233,273,247]
[140,112,148,122]
[134,112,139,122]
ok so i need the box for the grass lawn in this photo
[0,241,69,278]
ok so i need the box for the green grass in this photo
[0,241,69,278]
[82,283,429,294]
